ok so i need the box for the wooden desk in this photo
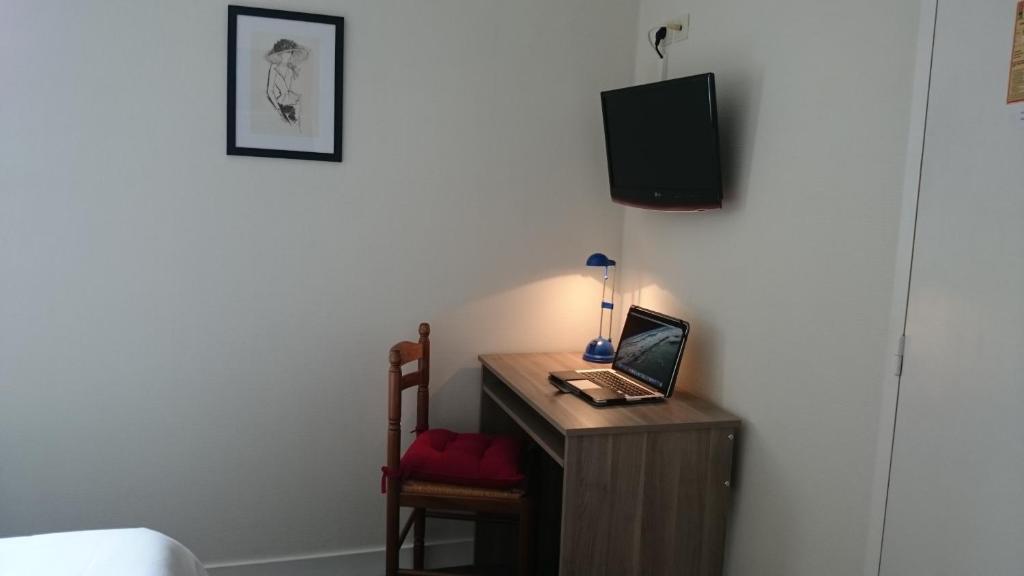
[478,352,739,576]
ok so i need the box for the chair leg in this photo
[518,501,532,576]
[413,508,426,570]
[385,492,400,576]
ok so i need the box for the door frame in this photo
[862,0,939,574]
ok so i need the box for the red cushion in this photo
[400,429,524,489]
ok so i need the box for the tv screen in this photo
[600,73,722,210]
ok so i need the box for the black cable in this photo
[653,26,668,59]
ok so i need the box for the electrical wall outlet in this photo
[662,13,689,48]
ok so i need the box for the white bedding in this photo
[0,528,207,576]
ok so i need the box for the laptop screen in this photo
[613,307,688,393]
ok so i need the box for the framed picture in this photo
[227,6,343,162]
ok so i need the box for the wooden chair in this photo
[383,323,532,576]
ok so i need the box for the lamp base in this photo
[583,337,615,363]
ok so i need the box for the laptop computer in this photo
[549,305,690,406]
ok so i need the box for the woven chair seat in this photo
[401,479,525,500]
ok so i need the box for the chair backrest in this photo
[386,323,431,479]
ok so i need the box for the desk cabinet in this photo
[477,353,739,576]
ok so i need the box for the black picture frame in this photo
[227,5,344,162]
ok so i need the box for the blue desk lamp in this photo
[583,253,617,363]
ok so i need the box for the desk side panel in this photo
[560,428,735,576]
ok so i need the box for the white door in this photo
[879,1,1024,574]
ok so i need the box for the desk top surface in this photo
[479,352,740,436]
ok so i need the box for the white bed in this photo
[0,528,207,576]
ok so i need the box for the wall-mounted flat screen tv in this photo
[601,73,722,211]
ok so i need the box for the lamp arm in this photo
[608,265,617,340]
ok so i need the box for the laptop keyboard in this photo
[584,371,656,397]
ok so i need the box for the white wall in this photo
[0,0,638,569]
[622,1,920,575]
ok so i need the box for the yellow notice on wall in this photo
[1009,1,1024,103]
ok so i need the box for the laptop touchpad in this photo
[569,380,601,390]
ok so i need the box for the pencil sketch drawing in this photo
[265,38,310,132]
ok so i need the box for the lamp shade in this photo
[585,253,617,267]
